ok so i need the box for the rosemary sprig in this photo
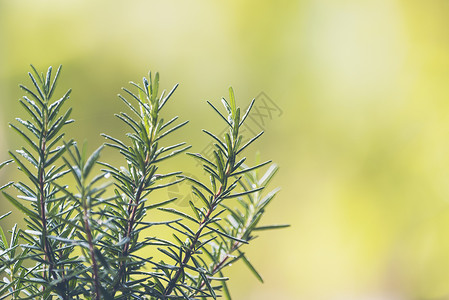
[0,67,286,300]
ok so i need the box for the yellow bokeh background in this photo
[2,0,449,299]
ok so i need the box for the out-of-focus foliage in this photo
[1,0,449,299]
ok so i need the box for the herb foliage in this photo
[0,66,287,299]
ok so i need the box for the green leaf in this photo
[102,133,130,150]
[0,160,13,170]
[94,248,111,271]
[0,211,11,221]
[83,145,104,177]
[214,151,225,180]
[239,251,263,283]
[30,64,44,85]
[27,71,45,101]
[205,226,248,244]
[61,157,82,187]
[258,187,281,211]
[228,87,236,115]
[225,186,264,199]
[45,144,68,167]
[224,133,233,154]
[154,145,191,163]
[239,98,255,126]
[232,157,246,172]
[125,87,151,116]
[258,163,279,186]
[48,65,62,99]
[191,185,210,209]
[221,98,232,116]
[157,247,179,262]
[117,94,140,117]
[189,201,201,221]
[236,131,264,155]
[232,160,271,176]
[186,153,217,169]
[19,85,44,108]
[0,227,8,250]
[158,207,199,224]
[253,224,290,231]
[9,124,39,152]
[143,75,150,97]
[158,83,178,111]
[15,118,39,138]
[159,116,179,132]
[47,133,68,154]
[207,101,232,127]
[2,192,39,219]
[16,149,38,167]
[44,66,52,94]
[19,99,42,127]
[192,256,216,299]
[146,197,177,210]
[152,72,160,103]
[46,235,78,244]
[48,89,72,122]
[47,107,73,140]
[8,152,39,186]
[219,271,232,300]
[202,130,227,153]
[182,176,214,196]
[233,108,240,131]
[151,177,185,190]
[157,120,189,141]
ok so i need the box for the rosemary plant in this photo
[0,65,288,299]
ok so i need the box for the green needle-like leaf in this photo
[2,192,39,219]
[253,224,291,231]
[0,159,13,170]
[158,208,199,224]
[83,145,104,177]
[228,87,236,116]
[239,251,263,283]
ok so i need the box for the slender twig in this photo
[193,219,250,296]
[112,89,159,295]
[112,171,148,295]
[37,92,69,299]
[163,173,230,297]
[81,188,101,300]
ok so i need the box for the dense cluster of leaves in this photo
[0,66,287,299]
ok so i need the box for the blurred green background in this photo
[2,0,449,299]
